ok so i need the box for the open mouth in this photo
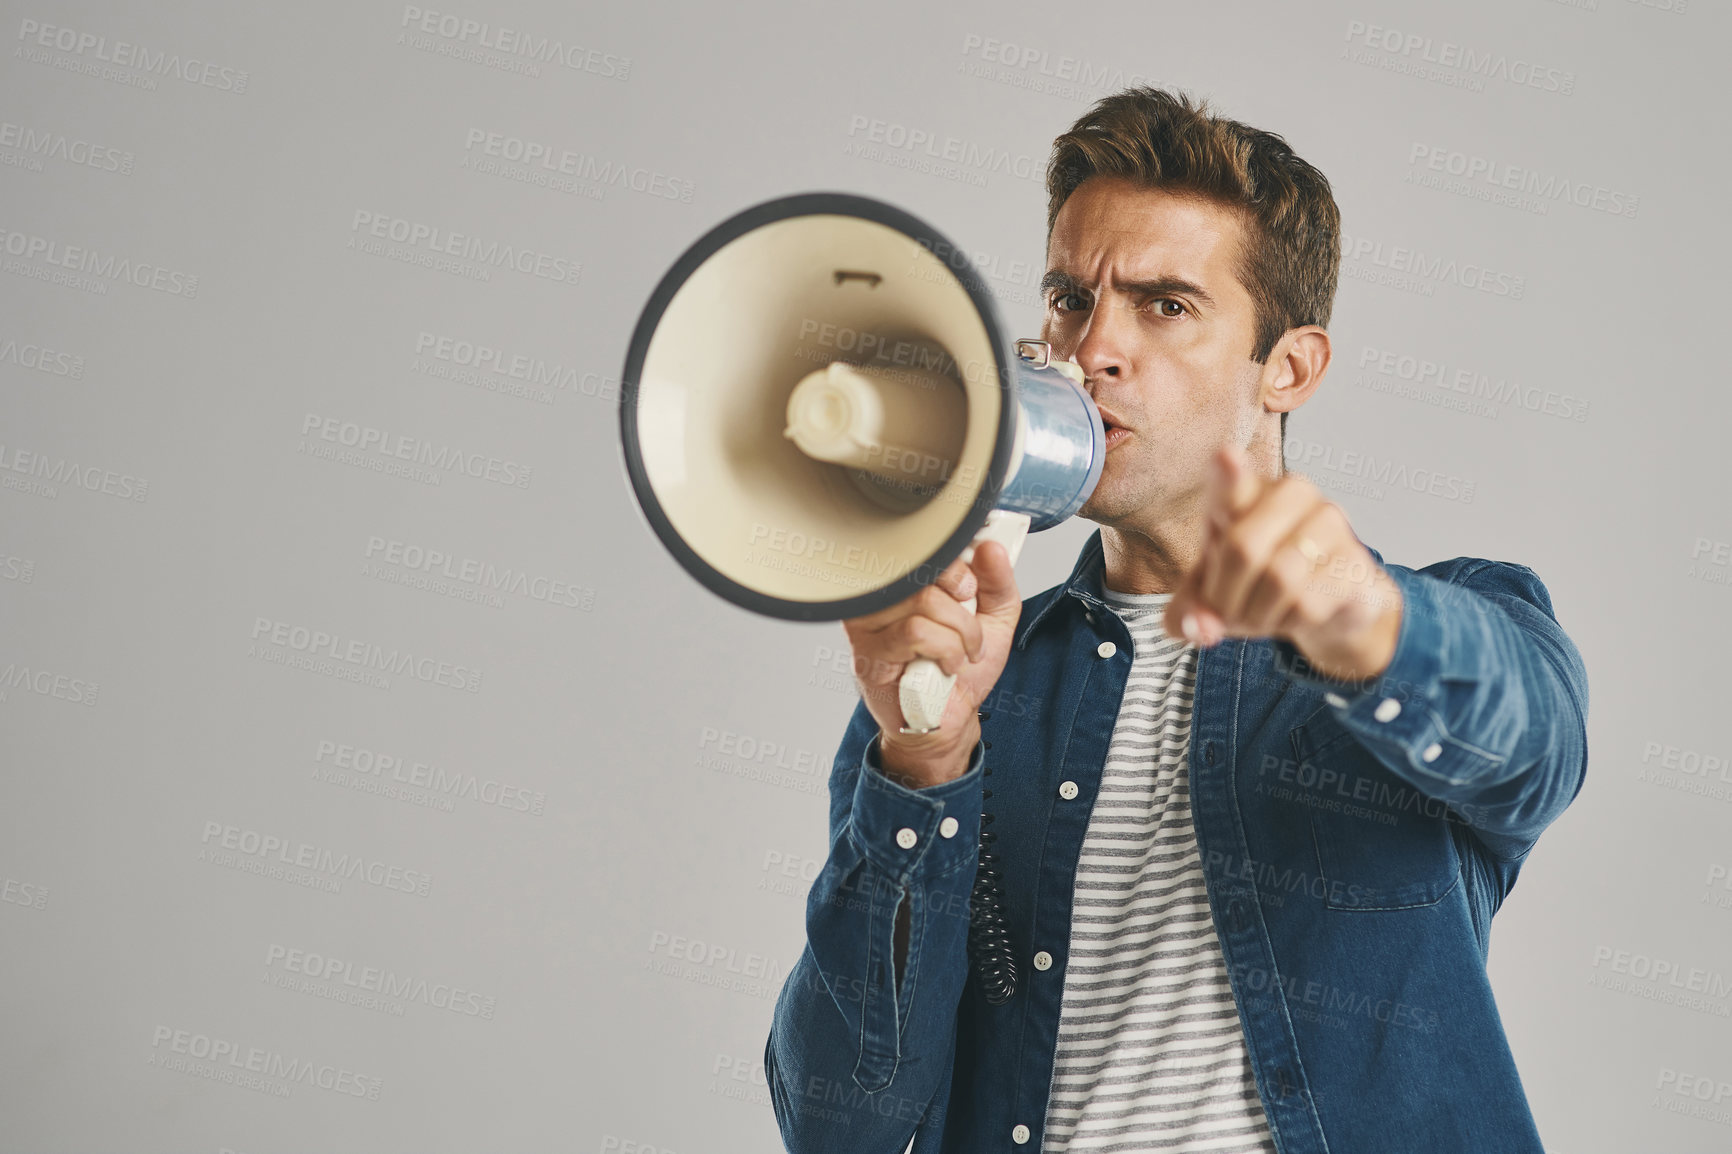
[1097,408,1131,449]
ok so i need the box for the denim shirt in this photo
[766,528,1590,1153]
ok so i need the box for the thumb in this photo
[969,540,1020,620]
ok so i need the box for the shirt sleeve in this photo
[765,697,985,1152]
[1270,558,1590,862]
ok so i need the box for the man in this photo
[765,86,1589,1154]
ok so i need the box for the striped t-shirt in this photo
[1041,587,1276,1153]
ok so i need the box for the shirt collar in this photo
[1015,529,1110,650]
[1015,526,1384,651]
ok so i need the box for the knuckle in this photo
[1291,594,1328,630]
[917,585,951,614]
[892,616,923,650]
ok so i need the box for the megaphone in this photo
[619,192,1105,732]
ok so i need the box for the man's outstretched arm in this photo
[1271,557,1590,862]
[1165,444,1590,862]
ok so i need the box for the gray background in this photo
[2,1,1729,1151]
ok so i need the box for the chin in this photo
[1078,490,1136,525]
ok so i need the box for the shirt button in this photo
[895,828,918,850]
[1012,1124,1031,1144]
[1058,780,1079,800]
[1033,951,1053,971]
[939,816,959,838]
[1374,697,1402,722]
[1096,641,1116,659]
[1421,742,1443,763]
[1324,692,1348,708]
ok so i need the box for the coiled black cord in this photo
[967,708,1017,1005]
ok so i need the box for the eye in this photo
[1048,290,1089,314]
[1152,298,1186,318]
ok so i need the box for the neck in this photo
[1098,521,1197,595]
[1098,430,1286,596]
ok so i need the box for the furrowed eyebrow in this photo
[1039,270,1217,310]
[1040,270,1083,295]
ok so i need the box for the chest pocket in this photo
[1289,706,1462,911]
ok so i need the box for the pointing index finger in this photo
[1211,443,1262,528]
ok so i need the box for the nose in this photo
[1070,297,1129,390]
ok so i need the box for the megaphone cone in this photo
[619,192,1105,639]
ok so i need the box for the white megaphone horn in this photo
[619,192,1105,732]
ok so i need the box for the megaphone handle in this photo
[898,510,1031,733]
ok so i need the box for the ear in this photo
[1260,325,1331,417]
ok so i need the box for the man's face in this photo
[1040,176,1270,529]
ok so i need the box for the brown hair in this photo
[1046,87,1341,441]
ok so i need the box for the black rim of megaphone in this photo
[619,191,1019,623]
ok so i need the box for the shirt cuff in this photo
[1272,567,1447,731]
[849,732,985,881]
